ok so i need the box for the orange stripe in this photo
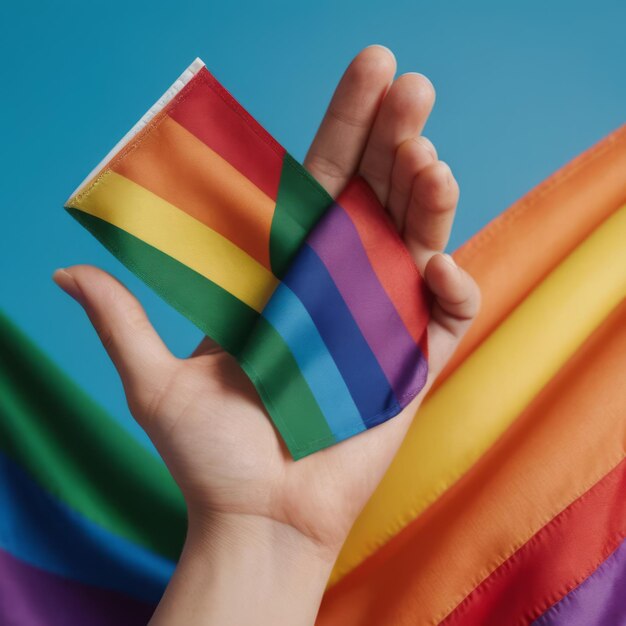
[169,67,286,200]
[338,176,430,344]
[112,116,275,269]
[318,299,626,626]
[436,124,626,391]
[441,458,626,625]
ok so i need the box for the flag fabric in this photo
[317,124,626,625]
[1,78,625,625]
[0,311,184,625]
[64,59,430,460]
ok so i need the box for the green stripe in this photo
[69,210,333,456]
[269,153,333,276]
[0,311,186,561]
[239,316,335,459]
[68,209,260,355]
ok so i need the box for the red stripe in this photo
[168,67,285,200]
[441,457,626,625]
[337,176,430,344]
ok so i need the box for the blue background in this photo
[1,1,624,448]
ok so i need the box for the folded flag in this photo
[65,59,430,459]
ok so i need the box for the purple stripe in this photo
[0,548,154,626]
[532,537,626,626]
[307,202,426,403]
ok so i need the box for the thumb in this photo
[53,265,176,419]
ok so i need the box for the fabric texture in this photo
[0,311,182,624]
[65,59,430,459]
[1,69,626,625]
[317,125,626,624]
[531,537,626,626]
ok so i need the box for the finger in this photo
[53,265,175,409]
[423,253,480,371]
[359,72,435,206]
[304,45,396,197]
[404,160,459,271]
[387,136,437,230]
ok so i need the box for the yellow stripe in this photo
[69,171,278,311]
[331,204,626,584]
[112,117,276,270]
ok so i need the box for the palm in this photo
[58,46,479,554]
[150,338,417,550]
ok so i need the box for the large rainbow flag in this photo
[318,125,626,625]
[1,69,625,624]
[64,59,430,460]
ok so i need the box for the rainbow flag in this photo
[1,125,625,625]
[65,59,430,459]
[318,125,626,625]
[0,311,183,624]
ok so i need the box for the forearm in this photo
[150,510,337,626]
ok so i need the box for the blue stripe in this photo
[282,244,399,419]
[0,451,173,604]
[262,283,366,437]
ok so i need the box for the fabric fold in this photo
[65,59,430,458]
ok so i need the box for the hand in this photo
[55,46,480,625]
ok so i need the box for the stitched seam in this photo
[71,67,331,208]
[197,74,331,203]
[531,533,626,625]
[240,345,427,457]
[436,454,626,624]
[71,78,201,204]
[455,125,626,266]
[198,70,284,155]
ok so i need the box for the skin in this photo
[54,45,480,625]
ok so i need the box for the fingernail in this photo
[441,253,457,268]
[400,72,435,93]
[52,268,85,306]
[416,136,437,159]
[436,160,453,185]
[368,44,394,56]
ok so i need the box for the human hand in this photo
[55,46,480,625]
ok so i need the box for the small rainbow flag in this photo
[65,59,430,459]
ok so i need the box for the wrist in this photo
[190,509,340,565]
[151,509,338,626]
